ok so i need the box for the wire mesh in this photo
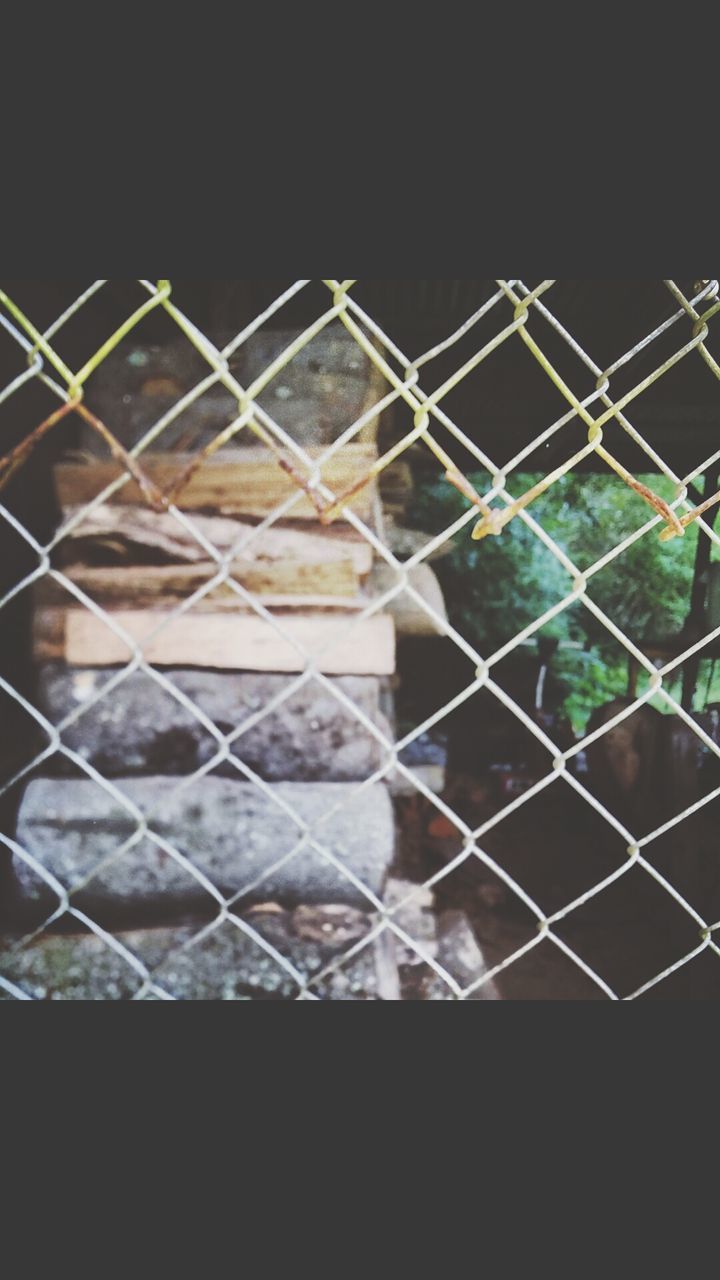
[1,278,719,1000]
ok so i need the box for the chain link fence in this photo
[1,278,719,1000]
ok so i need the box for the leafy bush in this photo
[407,470,704,730]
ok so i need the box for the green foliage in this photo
[407,470,702,730]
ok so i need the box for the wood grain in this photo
[37,559,360,606]
[57,505,374,576]
[54,445,378,521]
[34,608,396,675]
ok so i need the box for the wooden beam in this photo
[54,445,378,521]
[34,608,396,675]
[37,558,360,607]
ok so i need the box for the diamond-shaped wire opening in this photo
[4,278,720,1000]
[552,863,715,1000]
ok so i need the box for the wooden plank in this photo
[36,588,364,616]
[54,445,378,521]
[34,609,396,675]
[37,558,360,606]
[58,505,375,576]
[35,584,364,614]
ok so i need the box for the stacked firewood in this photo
[2,324,488,1000]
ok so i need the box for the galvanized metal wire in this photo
[1,279,719,1000]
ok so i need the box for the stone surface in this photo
[0,907,388,1001]
[81,321,383,454]
[1,878,499,1001]
[14,778,395,916]
[390,732,447,797]
[383,882,500,1001]
[385,878,438,955]
[435,910,500,1000]
[382,878,442,1001]
[36,667,393,782]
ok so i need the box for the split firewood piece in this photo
[34,607,396,676]
[40,558,361,605]
[53,444,378,522]
[57,505,374,577]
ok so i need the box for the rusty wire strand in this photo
[3,279,720,1002]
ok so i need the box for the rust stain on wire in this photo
[0,400,168,512]
[0,396,708,545]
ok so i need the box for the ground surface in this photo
[394,781,720,1001]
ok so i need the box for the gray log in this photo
[14,777,395,915]
[36,667,392,782]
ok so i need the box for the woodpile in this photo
[7,327,463,999]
